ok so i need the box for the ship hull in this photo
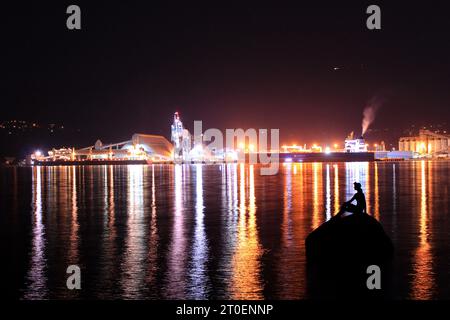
[279,152,374,163]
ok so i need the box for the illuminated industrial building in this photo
[32,133,173,164]
[171,112,192,162]
[33,112,432,165]
[399,129,450,157]
[32,112,239,165]
[170,112,238,163]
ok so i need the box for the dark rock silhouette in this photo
[305,211,394,299]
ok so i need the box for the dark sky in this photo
[3,1,450,146]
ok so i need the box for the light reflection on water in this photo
[4,161,449,299]
[311,163,322,230]
[146,165,159,293]
[231,164,263,299]
[23,166,47,299]
[121,165,146,298]
[410,161,435,299]
[164,164,187,298]
[187,164,210,299]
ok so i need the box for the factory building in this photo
[39,133,173,163]
[399,129,450,157]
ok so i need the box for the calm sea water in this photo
[2,161,450,299]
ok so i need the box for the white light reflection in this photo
[218,163,238,299]
[97,165,117,298]
[165,164,187,298]
[188,164,210,299]
[121,165,146,299]
[24,166,47,299]
[68,166,79,266]
[146,164,159,288]
[283,163,293,244]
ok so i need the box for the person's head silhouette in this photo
[353,182,362,191]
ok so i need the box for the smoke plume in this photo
[361,96,383,136]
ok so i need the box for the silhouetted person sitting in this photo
[343,182,366,215]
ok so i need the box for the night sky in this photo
[3,1,450,151]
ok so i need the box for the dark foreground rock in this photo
[305,213,394,299]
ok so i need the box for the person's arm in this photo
[346,194,356,204]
